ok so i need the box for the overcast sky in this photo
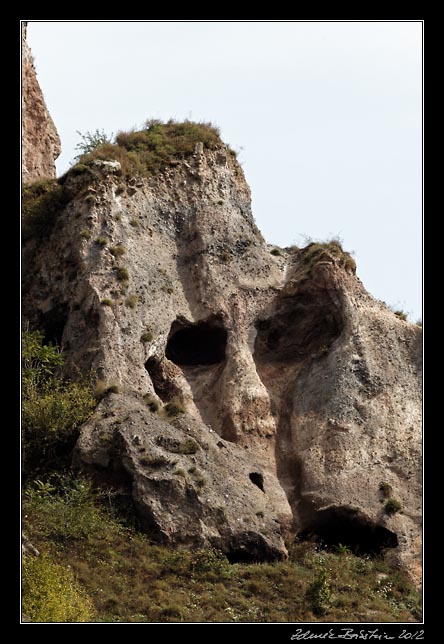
[27,21,422,321]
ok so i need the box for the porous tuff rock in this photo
[21,23,61,183]
[22,145,422,578]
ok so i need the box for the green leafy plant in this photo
[22,553,94,622]
[100,298,113,307]
[95,237,107,247]
[22,330,95,473]
[335,543,351,555]
[75,129,113,158]
[270,247,283,257]
[305,569,332,615]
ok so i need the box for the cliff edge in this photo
[21,125,422,583]
[21,22,61,183]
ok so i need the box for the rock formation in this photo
[21,22,61,183]
[22,135,422,583]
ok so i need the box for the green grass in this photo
[115,266,129,282]
[394,310,408,322]
[385,498,402,515]
[140,330,153,343]
[77,119,226,179]
[22,476,422,623]
[301,239,356,274]
[110,245,126,258]
[164,401,186,418]
[125,294,139,308]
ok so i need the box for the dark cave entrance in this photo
[249,472,265,492]
[297,507,398,557]
[41,304,69,347]
[165,319,227,366]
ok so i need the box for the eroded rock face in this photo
[22,144,422,581]
[22,22,61,183]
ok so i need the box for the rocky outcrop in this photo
[22,140,422,581]
[21,22,61,183]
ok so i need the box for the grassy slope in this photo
[22,480,421,623]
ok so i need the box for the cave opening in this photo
[297,507,398,557]
[166,320,227,366]
[249,472,265,492]
[41,304,69,347]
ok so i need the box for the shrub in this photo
[94,380,119,399]
[22,331,95,472]
[125,294,139,308]
[164,401,186,418]
[75,129,113,158]
[95,237,107,247]
[77,120,225,179]
[80,229,91,240]
[143,394,160,413]
[301,239,356,274]
[178,438,199,454]
[140,455,168,467]
[130,218,139,228]
[85,194,97,205]
[110,245,126,258]
[100,298,114,307]
[67,162,93,177]
[270,247,283,257]
[385,498,402,515]
[394,310,408,322]
[305,570,331,615]
[174,468,186,477]
[22,553,94,622]
[116,266,129,282]
[140,330,153,343]
[22,179,69,242]
[190,548,230,577]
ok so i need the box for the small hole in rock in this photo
[249,472,265,492]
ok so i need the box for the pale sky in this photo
[26,21,422,321]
